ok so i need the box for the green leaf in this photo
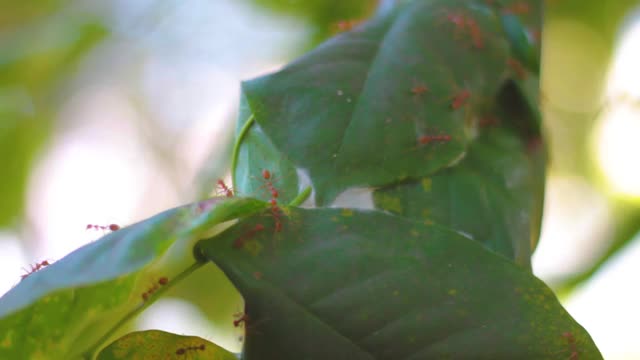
[197,208,602,359]
[234,93,300,205]
[493,0,543,73]
[97,330,236,360]
[500,13,539,73]
[374,127,543,268]
[372,74,546,268]
[242,0,534,205]
[0,197,265,359]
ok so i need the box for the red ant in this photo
[527,137,543,152]
[410,81,429,98]
[262,170,283,232]
[273,210,283,233]
[478,115,500,127]
[450,88,471,110]
[332,19,361,33]
[233,223,265,249]
[418,133,452,145]
[436,78,474,116]
[503,1,530,15]
[20,260,50,280]
[261,170,279,199]
[445,12,466,32]
[561,332,579,360]
[175,344,206,355]
[507,57,527,79]
[529,28,542,43]
[442,11,483,49]
[86,223,120,232]
[216,179,233,197]
[141,277,169,301]
[234,310,268,341]
[465,18,483,49]
[233,312,250,328]
[268,204,283,232]
[561,332,575,343]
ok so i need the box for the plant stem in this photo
[231,114,255,189]
[82,261,206,360]
[289,187,312,207]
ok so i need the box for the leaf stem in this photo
[231,114,255,189]
[289,187,312,207]
[83,261,206,360]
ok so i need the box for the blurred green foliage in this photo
[247,0,377,45]
[544,0,640,291]
[0,4,107,227]
[548,0,638,42]
[0,0,61,31]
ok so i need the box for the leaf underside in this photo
[97,330,237,360]
[0,197,265,359]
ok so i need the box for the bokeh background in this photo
[1,0,639,358]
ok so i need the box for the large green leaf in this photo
[197,208,602,359]
[0,197,265,359]
[97,330,236,360]
[241,0,539,205]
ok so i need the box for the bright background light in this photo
[596,20,640,198]
[533,16,640,360]
[596,106,640,197]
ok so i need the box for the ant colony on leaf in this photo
[262,169,283,233]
